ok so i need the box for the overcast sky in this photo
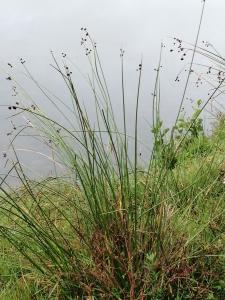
[0,0,224,177]
[0,0,223,112]
[0,0,224,60]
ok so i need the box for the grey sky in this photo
[0,0,222,114]
[0,0,223,59]
[0,0,223,107]
[0,0,224,177]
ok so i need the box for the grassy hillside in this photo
[0,112,224,299]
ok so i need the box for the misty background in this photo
[0,0,224,181]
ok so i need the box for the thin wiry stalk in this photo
[121,51,130,201]
[173,0,206,128]
[134,60,142,238]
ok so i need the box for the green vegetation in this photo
[0,16,225,300]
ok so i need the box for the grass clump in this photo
[0,24,225,300]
